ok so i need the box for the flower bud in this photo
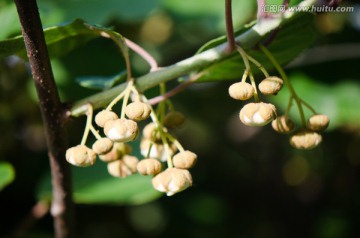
[258,76,283,95]
[271,115,295,133]
[142,123,166,142]
[163,111,186,128]
[95,110,118,128]
[137,158,162,175]
[66,145,96,167]
[125,102,151,121]
[107,155,139,178]
[239,102,277,126]
[289,130,322,150]
[152,168,192,196]
[104,119,138,142]
[140,138,176,162]
[99,142,131,162]
[92,138,113,155]
[307,114,330,131]
[173,150,197,169]
[228,82,254,100]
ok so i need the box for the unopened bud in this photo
[125,102,151,121]
[272,115,295,133]
[99,142,131,162]
[259,76,283,95]
[104,119,138,142]
[228,82,254,100]
[66,145,96,167]
[137,158,162,175]
[163,111,186,128]
[92,138,113,155]
[289,130,322,150]
[239,102,277,126]
[95,110,118,127]
[173,150,197,169]
[152,168,192,196]
[307,114,330,131]
[107,155,139,178]
[142,123,166,142]
[140,138,176,162]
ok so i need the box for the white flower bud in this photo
[307,114,330,131]
[137,158,162,175]
[228,82,254,100]
[104,119,138,142]
[173,150,197,169]
[107,155,139,178]
[258,76,283,95]
[152,168,192,196]
[239,102,277,126]
[92,138,113,155]
[140,138,176,162]
[95,110,118,128]
[99,142,131,163]
[289,130,322,150]
[66,145,96,167]
[125,102,151,121]
[271,115,295,133]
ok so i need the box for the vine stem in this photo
[125,38,159,71]
[225,0,235,52]
[80,104,93,145]
[70,0,317,117]
[259,44,306,126]
[13,0,75,237]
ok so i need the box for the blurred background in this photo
[1,0,360,237]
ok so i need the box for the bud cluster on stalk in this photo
[65,84,197,196]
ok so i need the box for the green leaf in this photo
[271,73,360,129]
[0,162,15,191]
[0,3,21,39]
[76,71,127,90]
[37,161,162,205]
[196,13,317,82]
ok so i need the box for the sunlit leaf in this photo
[0,162,15,191]
[76,71,127,90]
[196,13,317,82]
[37,161,162,205]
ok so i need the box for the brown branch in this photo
[225,0,235,52]
[13,0,75,237]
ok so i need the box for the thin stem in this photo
[13,0,75,237]
[259,44,306,126]
[285,96,294,116]
[106,80,133,110]
[148,72,204,105]
[166,133,185,152]
[241,69,249,82]
[89,124,102,140]
[300,99,317,114]
[80,104,93,145]
[125,38,159,72]
[236,45,260,102]
[247,54,270,77]
[225,0,235,52]
[120,81,134,118]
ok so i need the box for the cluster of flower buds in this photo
[137,111,197,196]
[229,76,283,126]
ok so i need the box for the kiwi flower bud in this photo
[107,155,139,178]
[104,119,138,142]
[289,130,322,150]
[163,111,186,128]
[173,150,197,169]
[99,142,131,163]
[307,114,330,131]
[92,138,113,155]
[137,158,162,175]
[95,110,118,128]
[125,102,151,121]
[142,123,167,142]
[140,138,176,162]
[271,115,295,133]
[66,145,96,167]
[258,76,283,95]
[152,168,192,196]
[228,82,254,100]
[239,102,277,126]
